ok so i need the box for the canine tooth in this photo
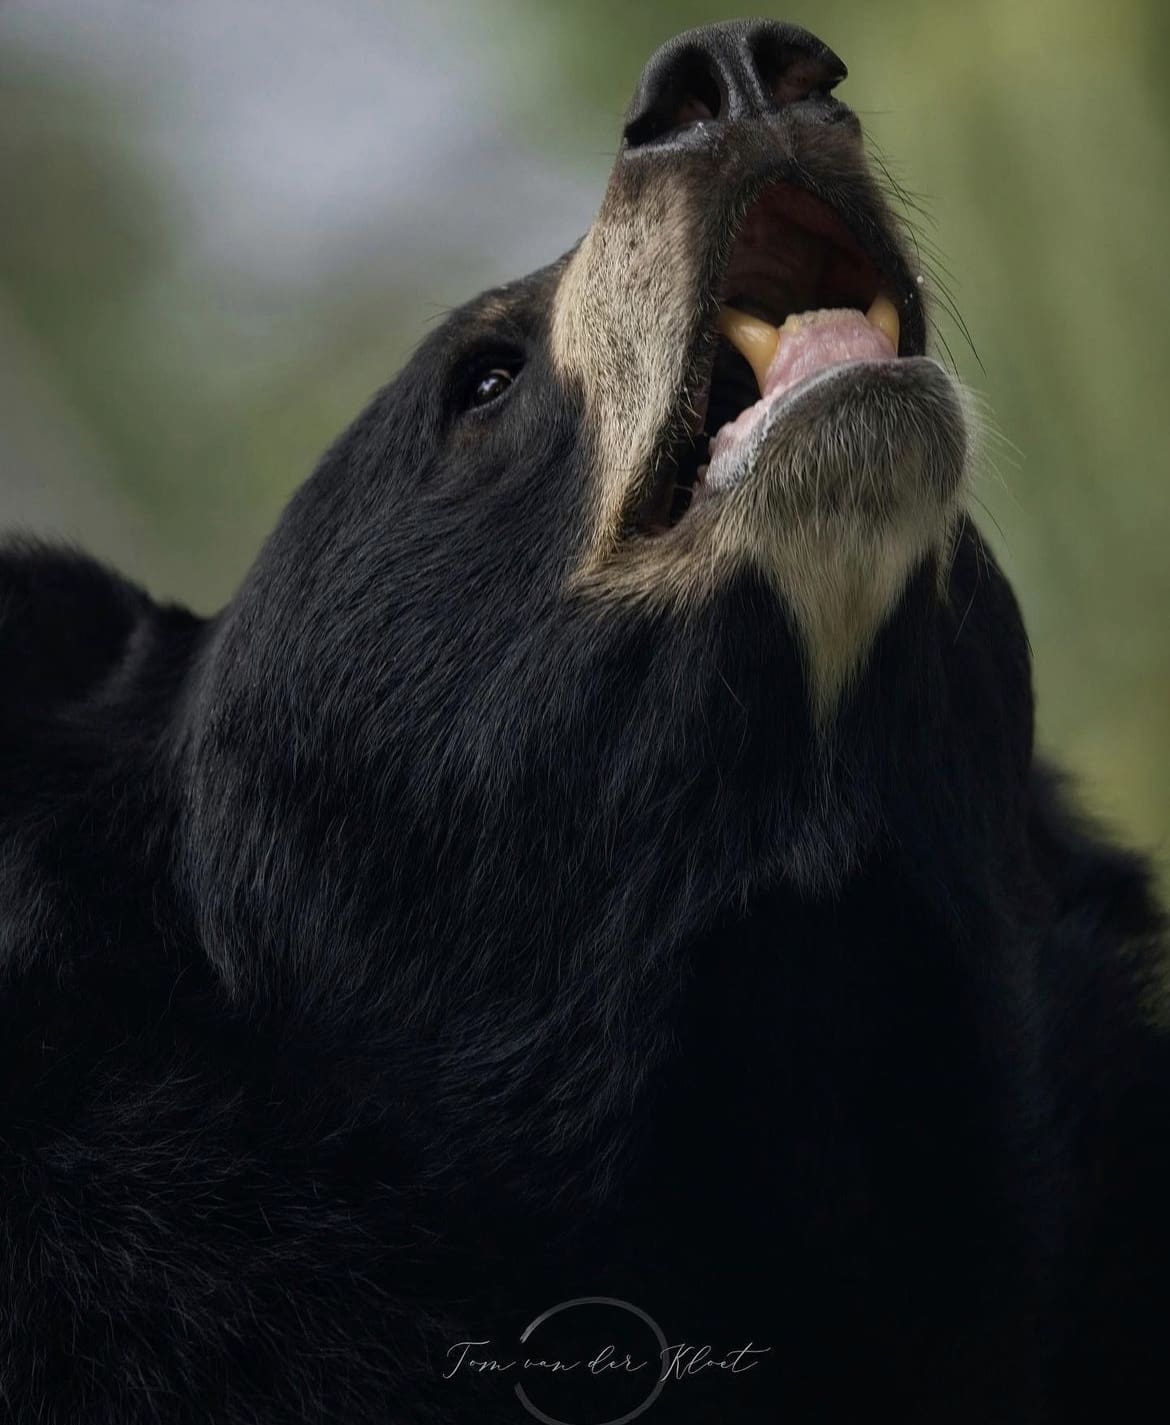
[717,306,779,395]
[865,292,901,351]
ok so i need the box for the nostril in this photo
[749,28,848,109]
[623,23,851,151]
[624,48,724,150]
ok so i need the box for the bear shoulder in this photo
[0,538,205,739]
[0,539,157,719]
[0,539,206,979]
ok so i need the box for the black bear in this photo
[1,19,1167,1425]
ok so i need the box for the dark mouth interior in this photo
[633,183,890,537]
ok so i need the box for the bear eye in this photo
[458,355,524,415]
[472,369,514,407]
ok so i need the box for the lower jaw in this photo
[702,357,894,495]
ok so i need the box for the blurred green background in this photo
[1,0,1166,885]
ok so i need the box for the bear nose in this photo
[623,20,848,151]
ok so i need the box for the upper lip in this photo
[630,164,925,534]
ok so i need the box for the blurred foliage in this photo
[0,1,1167,885]
[0,46,421,602]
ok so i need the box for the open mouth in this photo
[634,182,916,535]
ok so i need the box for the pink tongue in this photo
[763,308,895,401]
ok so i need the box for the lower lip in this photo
[703,354,897,492]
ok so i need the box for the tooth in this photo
[866,292,901,351]
[717,306,779,395]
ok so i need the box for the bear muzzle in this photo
[552,20,971,713]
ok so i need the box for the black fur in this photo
[2,21,1168,1425]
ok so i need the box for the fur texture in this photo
[1,19,1167,1425]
